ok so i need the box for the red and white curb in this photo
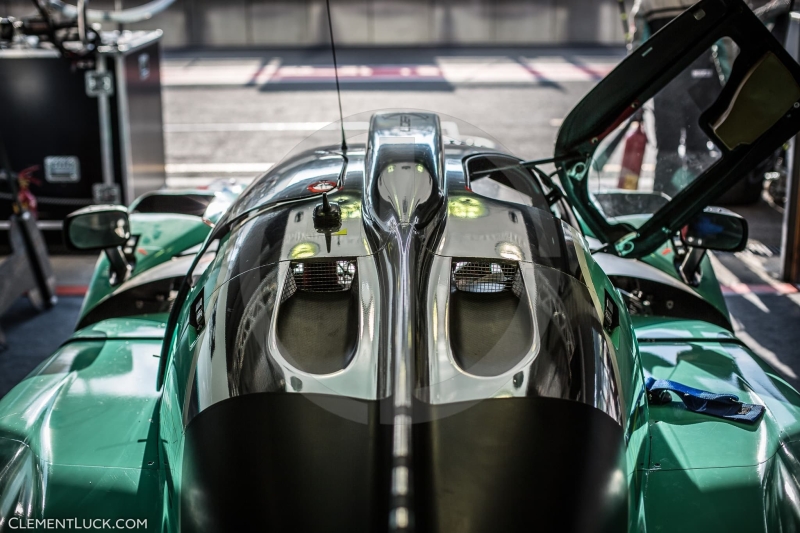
[721,283,800,296]
[56,285,89,297]
[162,59,620,87]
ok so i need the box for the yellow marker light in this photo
[448,196,487,219]
[496,242,524,261]
[416,164,424,173]
[289,242,319,259]
[336,195,362,219]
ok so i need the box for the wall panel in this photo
[191,0,248,46]
[493,0,557,45]
[371,0,433,44]
[249,0,313,46]
[329,0,371,45]
[125,0,189,48]
[0,0,629,47]
[431,0,493,45]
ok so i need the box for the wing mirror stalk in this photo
[64,205,132,286]
[677,247,708,286]
[104,245,132,286]
[677,206,748,285]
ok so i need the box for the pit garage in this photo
[1,1,800,532]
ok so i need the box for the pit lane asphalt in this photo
[0,46,797,396]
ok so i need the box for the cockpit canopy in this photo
[179,111,621,428]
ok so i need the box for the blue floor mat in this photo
[0,296,83,398]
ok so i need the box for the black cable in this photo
[529,163,564,206]
[28,0,95,59]
[29,0,64,56]
[325,0,347,152]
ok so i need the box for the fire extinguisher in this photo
[16,166,41,219]
[617,112,647,190]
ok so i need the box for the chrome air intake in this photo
[364,112,445,231]
[281,260,358,297]
[451,260,524,294]
[276,260,360,375]
[448,260,534,377]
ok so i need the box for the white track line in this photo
[165,162,273,174]
[164,122,370,133]
[709,254,771,314]
[165,176,259,188]
[163,121,479,135]
[164,162,273,189]
[161,59,623,87]
[253,58,283,85]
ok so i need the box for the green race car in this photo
[1,0,800,531]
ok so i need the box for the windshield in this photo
[222,108,508,224]
[586,38,740,226]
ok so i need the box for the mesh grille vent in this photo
[282,260,357,301]
[451,260,524,296]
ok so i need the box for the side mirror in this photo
[64,205,130,251]
[65,205,132,285]
[680,207,748,252]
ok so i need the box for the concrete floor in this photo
[712,199,800,390]
[1,46,798,396]
[160,47,621,182]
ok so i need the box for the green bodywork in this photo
[79,214,211,322]
[640,241,729,320]
[0,205,798,531]
[3,0,800,524]
[636,318,800,531]
[0,208,213,530]
[0,317,166,528]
